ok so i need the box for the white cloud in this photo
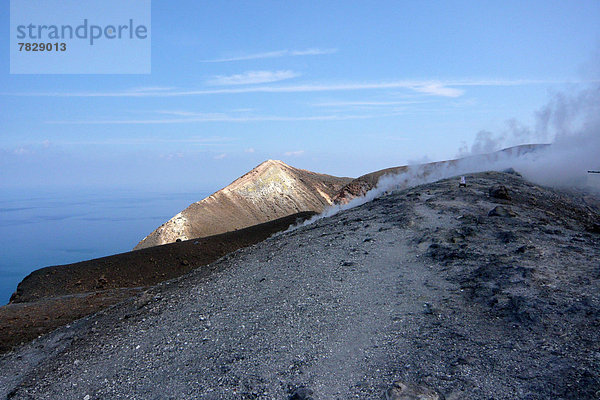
[51,136,233,146]
[207,70,300,86]
[159,152,185,160]
[244,147,255,153]
[411,83,463,97]
[129,86,177,93]
[289,48,335,56]
[200,48,337,63]
[157,110,227,118]
[214,153,227,160]
[312,100,428,107]
[17,78,586,99]
[13,147,31,155]
[47,111,404,125]
[35,81,458,97]
[284,150,304,156]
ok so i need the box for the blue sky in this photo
[1,0,599,191]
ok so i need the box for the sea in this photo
[0,187,211,305]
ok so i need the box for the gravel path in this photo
[1,171,599,399]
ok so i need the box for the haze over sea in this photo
[0,188,211,304]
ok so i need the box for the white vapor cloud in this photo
[213,153,227,160]
[244,148,255,153]
[200,48,337,63]
[291,84,600,230]
[207,70,300,86]
[458,85,600,160]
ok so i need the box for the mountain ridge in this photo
[134,159,351,249]
[333,144,550,204]
[137,145,551,251]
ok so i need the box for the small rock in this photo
[489,185,511,200]
[488,206,516,217]
[181,259,190,266]
[586,223,600,234]
[288,386,314,400]
[95,275,108,289]
[516,245,528,253]
[135,292,153,309]
[385,381,442,400]
[542,227,562,235]
[497,231,516,243]
[423,303,434,315]
[502,167,522,176]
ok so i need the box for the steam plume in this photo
[292,84,599,230]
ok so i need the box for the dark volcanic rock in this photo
[489,184,511,200]
[588,222,600,234]
[502,167,522,177]
[497,230,516,243]
[488,205,516,217]
[427,243,467,264]
[385,381,441,400]
[288,386,314,400]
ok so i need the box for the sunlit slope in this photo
[135,160,351,249]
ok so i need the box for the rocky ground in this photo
[1,171,599,399]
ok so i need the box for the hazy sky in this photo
[1,1,599,191]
